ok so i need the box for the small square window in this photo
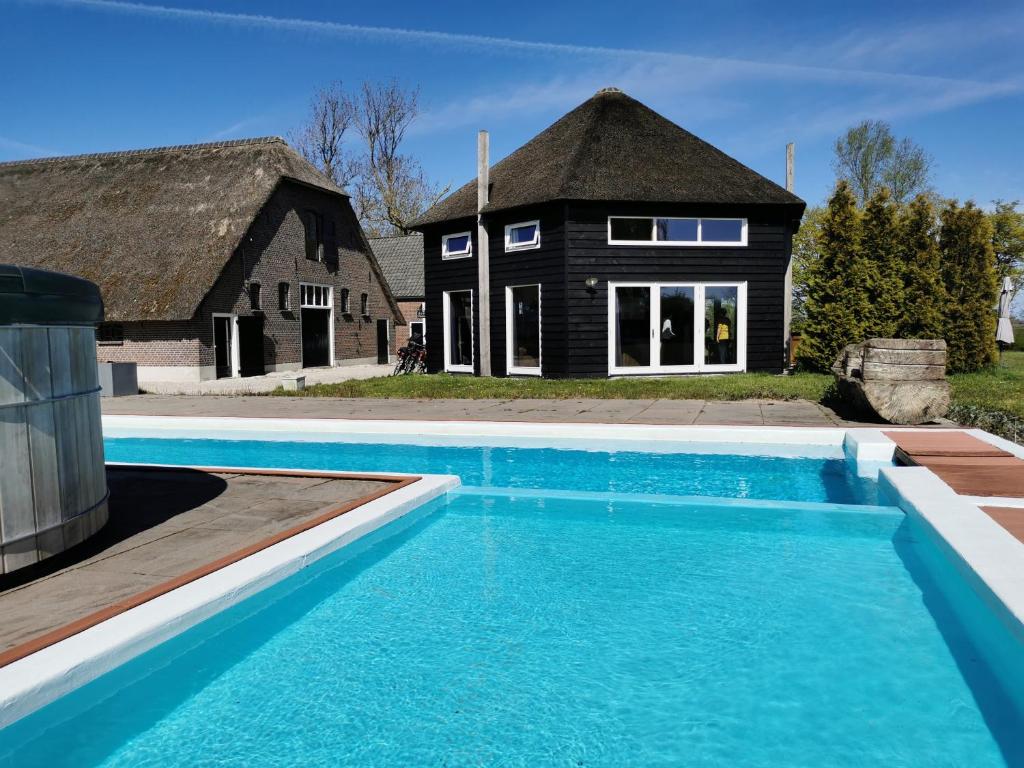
[249,282,262,311]
[505,221,540,251]
[360,292,369,317]
[278,282,290,311]
[442,232,472,259]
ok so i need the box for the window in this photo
[324,220,338,265]
[409,321,425,345]
[443,290,474,373]
[303,211,323,261]
[97,322,124,345]
[249,282,262,311]
[506,284,541,375]
[608,282,746,374]
[299,283,332,308]
[360,292,369,317]
[608,217,747,246]
[278,282,291,311]
[442,231,472,259]
[340,288,350,314]
[504,221,540,252]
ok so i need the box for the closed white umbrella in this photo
[997,276,1015,347]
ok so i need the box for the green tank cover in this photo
[0,264,104,325]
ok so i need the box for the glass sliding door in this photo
[703,285,739,368]
[614,286,651,368]
[443,290,473,373]
[659,286,696,367]
[506,284,541,375]
[610,282,745,374]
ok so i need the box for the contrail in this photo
[19,0,1011,91]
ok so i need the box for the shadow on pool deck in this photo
[0,466,399,659]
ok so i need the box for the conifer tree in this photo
[796,182,872,371]
[939,202,998,372]
[860,188,902,336]
[898,195,946,339]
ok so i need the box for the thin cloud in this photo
[0,135,57,158]
[207,116,268,141]
[21,0,1009,91]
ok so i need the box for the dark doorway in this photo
[376,319,390,364]
[213,315,234,378]
[301,308,331,367]
[237,316,265,377]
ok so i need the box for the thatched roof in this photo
[369,233,423,299]
[414,88,804,227]
[0,137,358,321]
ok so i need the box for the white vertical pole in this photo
[477,130,492,377]
[783,142,795,370]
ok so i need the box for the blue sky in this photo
[1,0,1022,207]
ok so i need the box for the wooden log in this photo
[862,348,946,366]
[861,362,947,381]
[863,338,947,351]
[833,338,950,424]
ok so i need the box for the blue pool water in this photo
[103,437,884,504]
[1,491,1021,766]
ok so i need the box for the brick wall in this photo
[395,299,425,349]
[95,181,401,377]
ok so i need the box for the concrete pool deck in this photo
[0,465,408,664]
[102,394,879,426]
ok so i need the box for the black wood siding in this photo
[422,217,479,374]
[565,202,794,377]
[422,201,797,378]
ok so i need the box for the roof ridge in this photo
[0,136,288,168]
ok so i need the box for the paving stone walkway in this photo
[103,395,869,426]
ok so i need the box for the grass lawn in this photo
[949,350,1024,418]
[282,371,834,401]
[280,351,1022,417]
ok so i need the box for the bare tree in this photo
[290,81,359,189]
[352,81,448,236]
[292,80,447,237]
[833,120,932,205]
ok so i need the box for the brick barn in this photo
[369,232,424,350]
[0,137,403,383]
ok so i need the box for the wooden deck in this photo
[885,430,1024,543]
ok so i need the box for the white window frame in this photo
[298,282,335,367]
[442,231,473,260]
[607,281,747,375]
[607,216,748,247]
[504,220,541,252]
[442,289,474,374]
[505,284,542,376]
[408,320,425,344]
[211,313,240,378]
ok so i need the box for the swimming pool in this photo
[103,436,884,504]
[1,425,1022,766]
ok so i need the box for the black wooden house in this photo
[412,88,805,378]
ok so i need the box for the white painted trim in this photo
[441,231,473,259]
[0,472,460,729]
[211,313,240,378]
[298,283,335,368]
[607,216,748,247]
[879,466,1024,657]
[442,289,474,374]
[505,283,542,376]
[503,220,541,252]
[607,281,747,375]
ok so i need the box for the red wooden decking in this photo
[885,430,1024,543]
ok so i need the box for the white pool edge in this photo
[0,472,459,729]
[879,467,1024,636]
